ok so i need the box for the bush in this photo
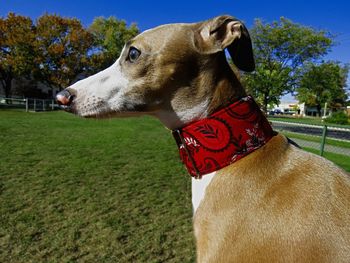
[325,111,349,125]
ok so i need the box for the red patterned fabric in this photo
[172,96,274,178]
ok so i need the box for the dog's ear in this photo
[196,15,255,72]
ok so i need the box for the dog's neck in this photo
[155,54,246,130]
[206,56,246,115]
[173,95,274,178]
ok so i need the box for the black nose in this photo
[56,89,74,107]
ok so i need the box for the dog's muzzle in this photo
[56,89,75,111]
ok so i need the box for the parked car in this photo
[268,109,283,115]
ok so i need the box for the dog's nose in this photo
[56,89,75,107]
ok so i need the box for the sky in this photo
[1,0,350,102]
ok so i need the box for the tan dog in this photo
[57,15,350,262]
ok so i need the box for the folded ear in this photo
[197,15,255,72]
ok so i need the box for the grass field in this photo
[1,110,349,262]
[280,131,350,149]
[0,110,195,262]
[268,116,350,129]
[303,147,350,172]
[280,132,350,172]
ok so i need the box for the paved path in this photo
[290,138,350,156]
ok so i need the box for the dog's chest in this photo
[192,172,216,213]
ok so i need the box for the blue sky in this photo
[1,0,349,101]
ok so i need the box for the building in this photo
[271,101,332,117]
[0,78,61,99]
[270,101,301,116]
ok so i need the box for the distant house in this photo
[0,72,89,99]
[271,101,301,116]
[0,78,61,99]
[271,101,332,117]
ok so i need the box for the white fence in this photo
[0,97,58,112]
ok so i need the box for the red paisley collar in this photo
[172,96,274,179]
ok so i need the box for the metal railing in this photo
[270,120,350,157]
[0,97,58,112]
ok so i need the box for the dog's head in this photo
[56,15,254,129]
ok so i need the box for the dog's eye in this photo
[128,47,141,62]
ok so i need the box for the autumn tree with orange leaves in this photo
[0,13,139,98]
[0,13,36,98]
[34,14,95,90]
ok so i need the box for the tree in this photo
[0,13,138,98]
[243,61,291,109]
[297,61,349,116]
[243,17,334,112]
[34,14,95,90]
[88,16,139,72]
[0,13,36,98]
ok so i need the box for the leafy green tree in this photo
[0,13,36,98]
[297,61,349,116]
[243,17,334,112]
[34,14,94,90]
[88,16,139,72]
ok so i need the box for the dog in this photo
[56,15,350,262]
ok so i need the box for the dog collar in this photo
[172,96,274,179]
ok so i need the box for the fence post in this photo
[34,99,36,112]
[52,100,54,110]
[320,125,327,156]
[25,98,28,112]
[43,100,45,111]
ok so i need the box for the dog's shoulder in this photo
[195,133,350,262]
[205,133,350,211]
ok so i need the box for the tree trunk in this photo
[4,77,12,104]
[316,104,322,117]
[262,94,269,114]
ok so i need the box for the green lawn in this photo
[1,110,349,262]
[303,147,350,172]
[0,110,195,262]
[280,131,350,149]
[268,116,350,129]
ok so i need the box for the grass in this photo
[1,110,349,262]
[277,131,350,171]
[280,131,350,149]
[303,147,350,172]
[268,116,350,129]
[0,110,195,262]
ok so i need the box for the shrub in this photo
[325,111,349,125]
